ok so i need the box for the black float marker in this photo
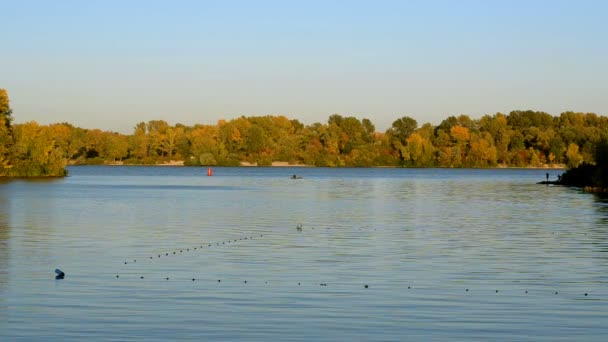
[55,269,65,279]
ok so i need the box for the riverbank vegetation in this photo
[559,139,608,192]
[1,88,607,175]
[23,111,608,169]
[0,89,67,177]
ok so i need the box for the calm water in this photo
[1,166,607,341]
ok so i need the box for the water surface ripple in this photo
[1,166,606,341]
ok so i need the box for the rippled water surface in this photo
[1,166,607,341]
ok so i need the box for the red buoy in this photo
[207,167,213,176]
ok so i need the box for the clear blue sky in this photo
[3,0,607,133]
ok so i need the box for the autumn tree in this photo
[2,101,606,170]
[10,122,67,176]
[466,132,498,167]
[402,132,435,167]
[129,122,151,162]
[0,89,14,175]
[102,133,129,162]
[566,143,583,168]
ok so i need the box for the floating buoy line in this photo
[120,233,266,266]
[110,231,596,298]
[108,272,596,298]
[50,228,600,299]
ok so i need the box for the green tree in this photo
[479,113,511,164]
[0,89,12,127]
[361,118,375,143]
[246,125,267,154]
[508,110,554,130]
[387,116,417,146]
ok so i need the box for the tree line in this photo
[1,89,67,176]
[1,88,608,177]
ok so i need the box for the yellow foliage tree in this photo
[566,143,583,168]
[403,132,435,167]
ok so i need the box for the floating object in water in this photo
[290,174,302,179]
[116,275,119,278]
[218,279,221,282]
[244,280,248,283]
[192,278,196,281]
[140,276,144,279]
[465,289,469,292]
[296,224,303,231]
[207,167,213,176]
[165,277,169,280]
[496,290,499,293]
[55,269,65,279]
[364,285,369,288]
[585,293,588,296]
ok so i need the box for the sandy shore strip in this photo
[240,161,310,167]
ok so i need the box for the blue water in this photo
[1,166,607,341]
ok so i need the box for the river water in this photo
[1,166,606,341]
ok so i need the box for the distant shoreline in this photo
[84,160,312,167]
[73,160,566,169]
